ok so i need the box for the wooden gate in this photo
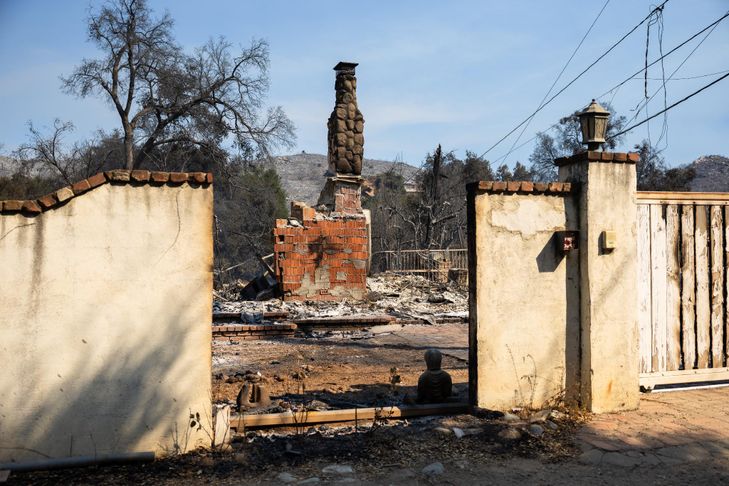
[638,192,729,388]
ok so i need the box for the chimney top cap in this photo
[333,61,358,73]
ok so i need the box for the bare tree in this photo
[61,0,294,170]
[214,165,288,282]
[634,140,695,191]
[366,148,497,254]
[15,119,121,184]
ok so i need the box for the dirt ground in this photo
[11,409,583,485]
[212,274,470,410]
[13,412,729,485]
[212,322,470,409]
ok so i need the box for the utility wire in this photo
[635,70,729,81]
[496,68,728,166]
[496,30,726,167]
[493,71,729,165]
[622,16,722,136]
[596,10,729,101]
[641,6,666,148]
[655,10,669,147]
[500,0,611,166]
[607,70,729,141]
[478,0,669,159]
[494,69,729,165]
[512,11,728,161]
[492,122,562,165]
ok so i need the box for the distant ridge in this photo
[259,153,418,206]
[0,156,14,178]
[689,155,729,192]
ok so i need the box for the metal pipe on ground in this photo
[0,451,155,472]
[232,402,469,430]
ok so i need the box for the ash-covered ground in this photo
[213,274,469,411]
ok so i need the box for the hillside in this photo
[689,155,729,192]
[265,152,729,204]
[0,156,14,178]
[0,152,418,204]
[259,153,419,206]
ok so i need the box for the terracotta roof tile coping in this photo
[0,170,212,216]
[554,151,639,167]
[468,180,573,195]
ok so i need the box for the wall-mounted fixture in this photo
[601,230,616,252]
[555,230,579,254]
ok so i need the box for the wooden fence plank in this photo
[695,206,711,369]
[640,367,729,388]
[638,192,729,203]
[650,205,668,372]
[665,205,682,371]
[681,205,696,370]
[711,206,725,367]
[637,205,652,373]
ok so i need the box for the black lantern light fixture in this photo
[578,99,610,151]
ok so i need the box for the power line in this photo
[497,19,726,167]
[510,11,727,162]
[596,10,729,102]
[607,70,729,141]
[492,122,562,165]
[478,0,670,159]
[632,70,729,81]
[656,8,669,146]
[628,19,721,119]
[645,5,668,148]
[500,0,611,166]
[654,8,676,149]
[622,16,722,138]
[500,65,727,166]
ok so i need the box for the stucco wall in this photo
[468,185,579,410]
[559,159,639,412]
[0,180,213,463]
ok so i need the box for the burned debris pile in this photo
[213,272,467,334]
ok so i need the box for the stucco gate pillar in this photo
[557,151,640,413]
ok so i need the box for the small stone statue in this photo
[237,383,271,411]
[415,348,453,404]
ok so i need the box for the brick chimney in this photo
[327,62,365,176]
[272,62,370,301]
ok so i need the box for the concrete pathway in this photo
[577,386,729,467]
[367,321,469,361]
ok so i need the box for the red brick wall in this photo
[273,217,368,301]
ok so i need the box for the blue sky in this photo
[0,0,727,167]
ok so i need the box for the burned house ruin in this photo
[273,62,369,301]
